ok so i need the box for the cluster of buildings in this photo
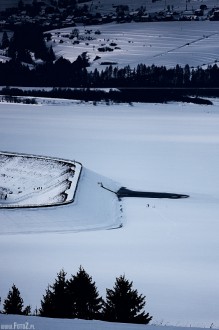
[0,1,219,31]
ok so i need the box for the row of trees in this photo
[1,56,219,88]
[1,267,152,325]
[1,86,213,105]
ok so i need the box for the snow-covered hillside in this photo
[49,21,219,70]
[0,99,219,327]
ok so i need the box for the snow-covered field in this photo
[1,20,219,69]
[50,21,219,69]
[0,99,219,327]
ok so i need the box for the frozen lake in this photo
[0,99,219,327]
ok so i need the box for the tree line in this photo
[0,266,152,325]
[1,57,219,90]
[1,86,213,105]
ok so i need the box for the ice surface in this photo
[0,100,219,327]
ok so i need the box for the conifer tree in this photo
[103,275,152,324]
[3,284,30,315]
[1,31,9,49]
[7,23,54,63]
[40,269,70,318]
[67,266,103,320]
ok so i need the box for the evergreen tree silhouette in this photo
[40,269,70,318]
[103,275,152,324]
[67,266,103,319]
[3,284,30,315]
[1,31,10,49]
[7,23,55,63]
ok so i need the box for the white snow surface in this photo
[0,100,219,327]
[0,314,216,330]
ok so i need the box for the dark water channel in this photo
[117,187,189,199]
